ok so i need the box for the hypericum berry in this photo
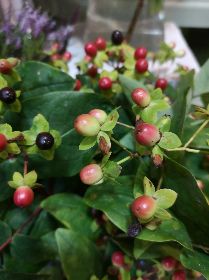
[135,122,161,147]
[74,79,82,91]
[63,51,72,61]
[131,88,150,107]
[13,186,34,208]
[131,195,157,220]
[36,132,54,150]
[0,134,7,151]
[95,37,106,50]
[89,109,107,124]
[127,222,141,237]
[74,114,100,136]
[50,54,61,61]
[99,77,112,90]
[51,42,60,52]
[155,78,168,91]
[80,163,103,185]
[135,59,148,73]
[0,59,12,74]
[134,47,147,60]
[162,257,177,271]
[0,87,16,104]
[197,179,204,190]
[111,30,124,45]
[111,251,125,267]
[172,270,186,280]
[87,65,98,78]
[84,42,97,57]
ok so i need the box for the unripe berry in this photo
[36,132,54,150]
[87,65,98,78]
[74,114,100,136]
[0,59,12,74]
[135,59,148,74]
[0,87,16,104]
[172,270,186,280]
[13,186,34,208]
[111,251,125,267]
[89,109,107,124]
[80,163,103,185]
[155,78,168,91]
[84,42,97,57]
[63,51,72,61]
[131,88,150,107]
[74,79,82,91]
[131,195,157,220]
[196,179,204,190]
[95,37,106,50]
[135,122,161,147]
[99,77,112,90]
[134,47,147,60]
[111,30,124,45]
[162,257,177,271]
[0,134,7,151]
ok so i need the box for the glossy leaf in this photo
[154,189,177,209]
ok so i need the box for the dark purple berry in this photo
[127,222,142,237]
[0,87,16,104]
[111,30,124,45]
[36,132,54,150]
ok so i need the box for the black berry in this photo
[127,222,142,237]
[111,30,124,45]
[36,132,54,150]
[0,87,16,104]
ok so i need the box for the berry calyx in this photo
[0,59,12,74]
[111,30,124,45]
[135,122,161,147]
[131,88,151,107]
[89,109,107,124]
[95,37,106,50]
[87,65,98,78]
[84,42,97,57]
[172,270,186,280]
[80,163,103,185]
[74,114,100,136]
[99,77,112,90]
[111,251,125,267]
[36,132,54,150]
[131,195,157,221]
[135,59,148,73]
[0,134,7,152]
[162,257,177,271]
[134,47,147,60]
[74,79,82,91]
[0,87,16,104]
[155,78,168,91]
[63,51,72,61]
[13,186,34,208]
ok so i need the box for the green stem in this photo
[117,156,132,165]
[156,175,163,191]
[167,147,201,153]
[110,136,133,156]
[116,121,135,130]
[184,119,209,148]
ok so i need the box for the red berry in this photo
[134,47,147,60]
[0,59,12,74]
[84,42,97,57]
[87,65,98,78]
[131,195,157,221]
[51,54,61,61]
[13,186,34,208]
[172,270,186,280]
[155,78,168,91]
[84,55,92,63]
[162,256,177,271]
[99,77,112,90]
[74,114,100,136]
[51,42,60,52]
[63,51,72,61]
[131,88,150,107]
[111,251,125,267]
[74,79,82,91]
[80,163,103,185]
[95,37,106,50]
[89,109,107,124]
[0,134,7,151]
[135,122,161,147]
[135,59,148,74]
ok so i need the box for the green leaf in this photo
[134,158,151,197]
[143,177,155,196]
[158,132,182,149]
[103,160,122,180]
[79,136,97,151]
[0,75,8,88]
[6,143,21,154]
[31,114,49,133]
[23,170,37,187]
[156,115,171,132]
[154,208,172,220]
[154,189,177,209]
[9,99,21,112]
[0,220,11,244]
[0,271,50,280]
[100,109,119,132]
[150,88,163,100]
[50,129,62,148]
[13,172,24,186]
[23,131,36,145]
[194,58,209,96]
[55,228,102,280]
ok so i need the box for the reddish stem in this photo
[23,153,28,176]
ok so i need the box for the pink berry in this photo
[135,122,161,147]
[13,186,34,208]
[74,80,82,91]
[135,59,148,73]
[0,134,7,151]
[111,251,125,267]
[99,77,112,90]
[74,114,100,136]
[0,59,12,74]
[131,195,157,220]
[51,54,61,61]
[172,270,186,280]
[134,47,147,60]
[89,109,107,124]
[84,42,97,57]
[131,88,150,107]
[63,51,72,61]
[87,65,98,78]
[155,78,168,91]
[95,37,106,50]
[162,257,177,271]
[51,42,60,52]
[80,163,103,185]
